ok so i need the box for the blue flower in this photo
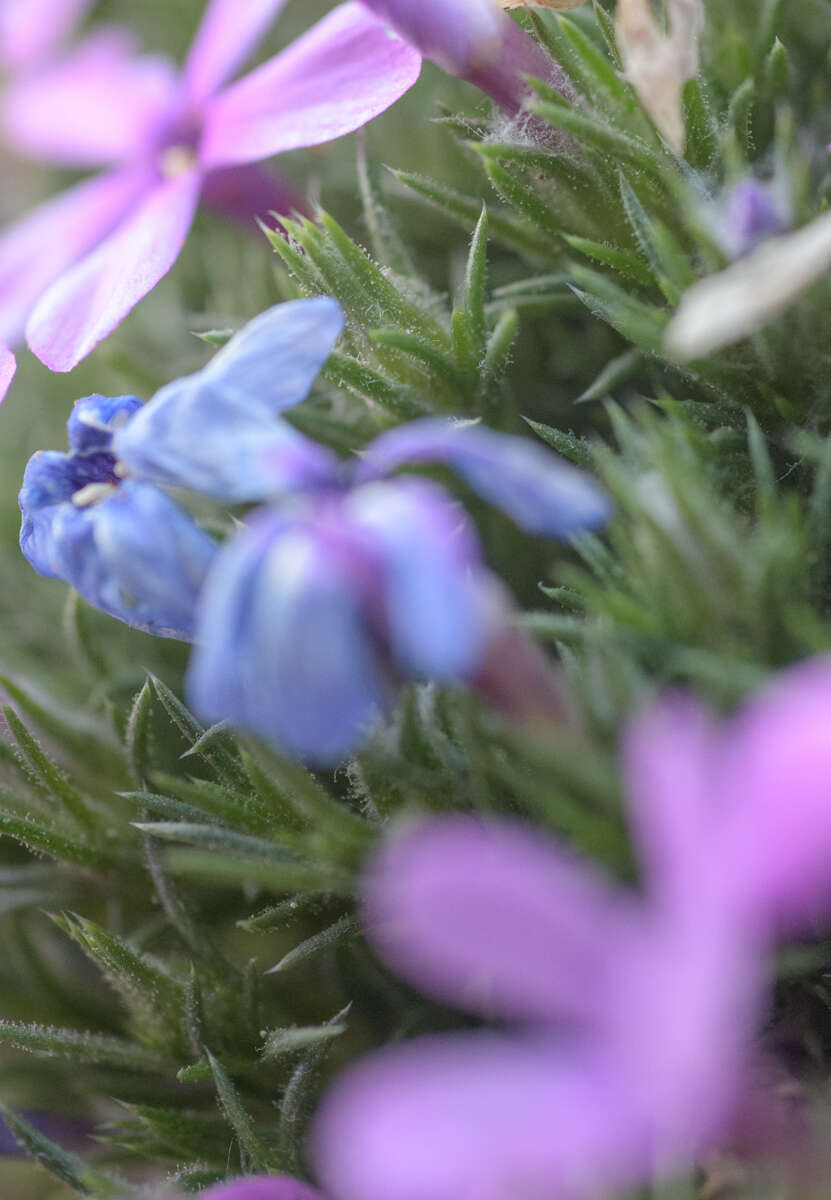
[187,478,490,764]
[19,393,216,639]
[21,297,613,762]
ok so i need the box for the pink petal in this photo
[182,0,290,107]
[0,345,16,402]
[0,169,150,344]
[622,695,721,910]
[199,2,422,170]
[0,0,92,71]
[357,0,503,76]
[613,900,762,1163]
[313,1033,650,1200]
[362,816,638,1025]
[26,171,202,372]
[716,655,831,932]
[360,0,564,113]
[2,29,178,166]
[200,1177,325,1200]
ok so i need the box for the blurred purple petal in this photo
[200,2,421,169]
[723,180,788,258]
[0,169,150,344]
[2,30,177,166]
[715,657,831,932]
[0,344,15,402]
[114,298,343,502]
[0,0,92,71]
[613,892,762,1163]
[471,585,569,726]
[345,478,487,680]
[201,162,306,227]
[358,416,612,539]
[182,0,291,107]
[187,513,387,764]
[467,9,564,113]
[622,695,721,911]
[357,0,502,74]
[362,816,638,1024]
[26,171,202,372]
[314,1032,649,1200]
[358,0,564,112]
[201,1179,325,1200]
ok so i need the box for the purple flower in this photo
[0,1,421,369]
[0,0,93,73]
[314,657,831,1199]
[357,0,567,113]
[313,823,758,1200]
[199,1177,325,1200]
[720,180,789,258]
[19,392,217,638]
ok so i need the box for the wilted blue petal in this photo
[66,392,143,454]
[187,512,387,764]
[345,477,486,679]
[357,416,612,539]
[113,298,344,502]
[19,447,121,578]
[51,481,217,639]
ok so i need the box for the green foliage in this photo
[4,2,831,1197]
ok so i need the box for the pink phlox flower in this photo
[0,0,421,372]
[314,656,831,1200]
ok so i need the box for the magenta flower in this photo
[0,0,421,371]
[314,656,831,1200]
[0,0,93,73]
[357,0,568,113]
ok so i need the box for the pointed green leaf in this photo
[523,419,593,468]
[206,1050,280,1173]
[0,1020,170,1072]
[261,1019,348,1062]
[265,915,358,974]
[3,705,95,830]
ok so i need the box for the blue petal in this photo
[19,448,119,578]
[52,482,217,639]
[66,393,142,454]
[113,297,344,503]
[357,417,613,539]
[187,512,386,764]
[345,478,487,680]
